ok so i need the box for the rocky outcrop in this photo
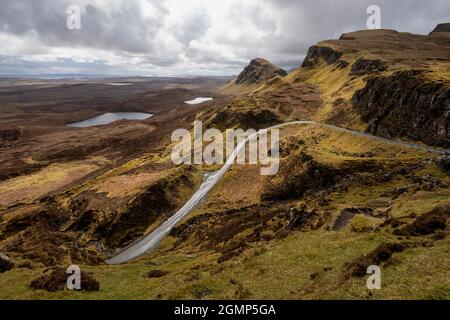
[261,153,340,201]
[30,267,100,292]
[0,205,103,267]
[351,58,387,74]
[0,129,20,141]
[429,23,450,35]
[301,45,343,67]
[0,253,14,272]
[353,70,450,147]
[235,58,287,85]
[210,107,280,130]
[394,205,449,236]
[437,156,450,173]
[335,60,350,69]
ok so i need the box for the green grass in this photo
[1,228,448,300]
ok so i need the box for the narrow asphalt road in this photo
[107,120,448,264]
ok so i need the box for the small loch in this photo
[68,112,153,128]
[184,97,213,105]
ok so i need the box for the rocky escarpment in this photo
[353,70,450,147]
[429,23,450,35]
[209,106,280,130]
[261,152,340,201]
[235,58,287,85]
[351,58,387,74]
[301,45,343,67]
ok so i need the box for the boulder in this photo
[0,253,14,273]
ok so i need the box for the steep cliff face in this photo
[353,70,450,147]
[276,26,450,147]
[301,45,343,67]
[235,58,287,85]
[429,23,450,35]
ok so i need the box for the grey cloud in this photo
[0,0,165,54]
[0,0,449,76]
[171,11,210,45]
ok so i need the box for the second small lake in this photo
[68,112,153,128]
[184,97,213,105]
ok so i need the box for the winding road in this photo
[107,120,448,264]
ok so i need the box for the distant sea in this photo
[0,74,120,80]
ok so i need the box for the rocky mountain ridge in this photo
[235,58,287,85]
[219,24,450,148]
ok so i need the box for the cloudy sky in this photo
[0,0,449,77]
